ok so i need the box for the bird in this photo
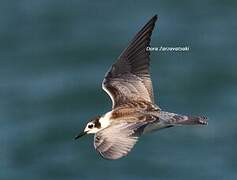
[74,15,208,160]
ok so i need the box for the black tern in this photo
[75,15,208,160]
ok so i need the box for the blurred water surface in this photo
[0,0,237,180]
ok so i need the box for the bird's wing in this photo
[102,15,158,109]
[94,122,146,160]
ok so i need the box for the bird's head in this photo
[74,116,102,139]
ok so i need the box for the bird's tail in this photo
[159,111,208,126]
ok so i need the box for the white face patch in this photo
[84,112,112,134]
[84,122,100,134]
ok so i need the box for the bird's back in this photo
[109,100,160,123]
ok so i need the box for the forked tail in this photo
[159,111,208,126]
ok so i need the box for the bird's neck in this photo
[99,111,112,129]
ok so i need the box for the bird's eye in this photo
[88,124,93,129]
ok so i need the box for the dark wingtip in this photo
[153,14,158,20]
[150,14,158,23]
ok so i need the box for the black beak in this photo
[74,131,87,140]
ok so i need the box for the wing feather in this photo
[94,122,146,160]
[102,15,158,109]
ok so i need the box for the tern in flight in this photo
[75,15,208,160]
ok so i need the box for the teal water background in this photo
[1,1,237,180]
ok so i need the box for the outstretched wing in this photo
[94,122,146,160]
[102,15,158,109]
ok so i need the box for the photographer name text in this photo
[146,46,190,52]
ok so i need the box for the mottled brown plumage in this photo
[110,100,159,120]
